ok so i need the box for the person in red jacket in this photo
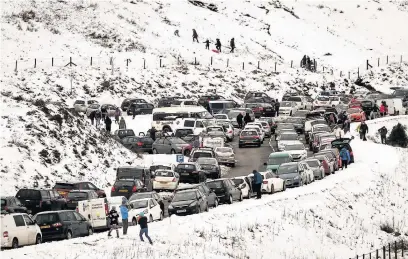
[379,102,386,117]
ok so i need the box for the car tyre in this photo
[149,215,153,222]
[132,217,137,226]
[206,203,209,212]
[36,234,42,244]
[171,149,176,154]
[231,163,235,168]
[152,148,158,154]
[66,230,73,240]
[239,145,243,148]
[88,227,93,236]
[197,206,201,214]
[228,195,233,204]
[270,185,274,195]
[12,238,18,249]
[159,212,163,221]
[214,198,219,208]
[282,182,286,191]
[239,192,243,201]
[257,144,261,147]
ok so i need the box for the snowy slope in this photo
[1,127,407,259]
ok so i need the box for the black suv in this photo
[33,210,92,241]
[1,196,27,213]
[127,103,155,115]
[157,96,180,108]
[121,98,147,111]
[168,189,209,216]
[206,179,242,204]
[16,189,67,215]
[66,190,99,210]
[177,183,219,208]
[198,94,224,107]
[111,178,146,199]
[176,162,207,183]
[113,129,136,142]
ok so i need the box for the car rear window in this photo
[241,131,257,136]
[35,213,60,224]
[210,103,225,109]
[155,171,174,177]
[16,189,41,199]
[53,183,75,190]
[75,100,85,104]
[193,152,212,158]
[317,96,329,101]
[305,160,319,167]
[114,181,135,187]
[67,192,88,198]
[207,181,224,189]
[177,164,196,170]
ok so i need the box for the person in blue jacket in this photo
[339,147,350,169]
[252,170,263,199]
[119,199,129,235]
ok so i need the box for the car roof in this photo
[36,210,73,215]
[284,141,303,145]
[269,152,291,157]
[177,184,201,190]
[207,178,228,182]
[130,198,151,202]
[69,190,95,193]
[280,162,298,166]
[175,189,198,194]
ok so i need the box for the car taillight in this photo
[172,178,177,182]
[350,151,353,156]
[240,136,244,139]
[137,142,143,146]
[3,231,8,238]
[253,136,259,139]
[105,203,109,215]
[75,207,79,213]
[132,186,137,192]
[259,107,263,111]
[52,222,62,227]
[228,130,232,133]
[262,181,268,184]
[111,186,116,192]
[4,206,8,211]
[192,171,198,174]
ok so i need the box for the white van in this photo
[1,213,42,248]
[77,196,127,230]
[173,118,208,135]
[202,136,224,149]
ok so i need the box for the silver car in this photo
[86,103,100,117]
[304,159,325,180]
[74,100,87,113]
[214,147,236,167]
[152,137,190,154]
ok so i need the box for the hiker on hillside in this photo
[174,30,180,37]
[230,38,235,53]
[378,126,388,144]
[89,110,96,125]
[101,106,108,122]
[105,116,112,134]
[215,39,221,52]
[205,39,210,50]
[138,212,153,245]
[114,108,121,124]
[119,117,126,129]
[95,110,102,128]
[107,206,119,238]
[192,29,199,43]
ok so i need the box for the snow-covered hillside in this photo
[2,120,407,259]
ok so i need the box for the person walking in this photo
[119,117,126,129]
[101,106,108,122]
[205,39,210,50]
[359,121,368,141]
[300,55,306,68]
[138,212,153,245]
[215,39,221,52]
[274,99,280,117]
[378,126,388,144]
[130,103,137,119]
[192,29,199,43]
[119,200,129,235]
[150,126,157,141]
[174,30,180,37]
[107,206,119,238]
[252,170,262,199]
[372,104,380,119]
[230,38,235,53]
[95,110,102,128]
[243,112,251,126]
[105,116,112,134]
[335,127,344,139]
[114,108,121,124]
[339,147,350,169]
[89,110,96,125]
[236,112,243,129]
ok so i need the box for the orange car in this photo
[348,99,362,108]
[347,108,366,122]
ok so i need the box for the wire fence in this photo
[350,240,407,259]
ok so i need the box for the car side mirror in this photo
[263,162,267,166]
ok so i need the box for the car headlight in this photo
[189,202,197,208]
[294,176,300,180]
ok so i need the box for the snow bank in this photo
[3,138,407,259]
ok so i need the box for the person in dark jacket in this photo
[359,121,368,141]
[378,126,388,144]
[107,206,119,238]
[119,117,126,129]
[243,113,251,125]
[101,106,108,122]
[274,99,280,117]
[300,55,306,68]
[339,147,350,169]
[105,116,112,134]
[192,29,199,43]
[215,39,221,52]
[236,113,244,129]
[130,103,137,119]
[89,110,96,125]
[230,38,235,53]
[114,108,121,124]
[174,30,179,37]
[119,200,129,235]
[150,126,157,141]
[138,212,153,244]
[95,110,102,128]
[252,170,263,199]
[205,39,210,50]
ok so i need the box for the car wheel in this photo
[171,149,176,154]
[159,212,163,221]
[282,182,286,191]
[239,192,243,201]
[12,238,18,249]
[214,198,219,208]
[270,185,274,194]
[257,144,261,147]
[231,163,235,168]
[36,234,42,244]
[184,149,191,156]
[149,215,153,222]
[152,148,158,154]
[206,203,209,212]
[239,145,243,148]
[228,195,233,204]
[88,227,93,236]
[66,230,73,240]
[132,217,137,226]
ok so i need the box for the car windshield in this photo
[329,97,339,101]
[305,160,319,167]
[268,156,291,165]
[280,134,298,140]
[347,108,360,114]
[75,100,85,104]
[231,179,244,186]
[317,96,329,101]
[16,189,41,199]
[173,191,197,202]
[129,193,152,201]
[67,192,88,198]
[175,129,194,137]
[131,200,148,209]
[214,114,227,119]
[207,181,224,189]
[35,213,59,224]
[177,164,196,170]
[285,144,304,150]
[280,102,292,107]
[277,164,298,174]
[155,170,174,177]
[207,127,223,132]
[169,138,187,144]
[215,147,233,153]
[288,97,301,102]
[241,131,257,136]
[361,101,373,107]
[284,118,303,124]
[197,158,217,165]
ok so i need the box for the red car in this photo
[347,108,366,122]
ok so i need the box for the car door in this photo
[154,139,164,153]
[162,138,172,154]
[40,190,52,211]
[23,214,37,244]
[197,190,206,211]
[194,121,205,135]
[65,211,80,237]
[244,177,253,196]
[202,185,215,206]
[151,199,161,220]
[13,214,28,245]
[228,179,240,200]
[73,211,88,236]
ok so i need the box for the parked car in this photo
[127,103,154,115]
[65,190,99,210]
[275,123,296,136]
[286,96,311,110]
[53,181,106,198]
[121,98,147,111]
[230,176,254,199]
[282,117,305,134]
[152,137,191,154]
[198,94,224,108]
[215,121,234,141]
[277,132,301,151]
[331,137,355,163]
[264,152,293,173]
[292,110,310,118]
[85,103,100,117]
[312,133,336,153]
[33,210,93,241]
[304,158,325,180]
[16,189,67,215]
[112,129,136,142]
[206,179,242,204]
[1,213,42,248]
[238,129,261,148]
[120,135,154,154]
[176,183,219,208]
[313,155,332,176]
[111,179,146,199]
[227,108,255,122]
[214,147,236,167]
[281,141,307,161]
[73,100,87,113]
[275,162,308,187]
[315,151,338,171]
[152,170,180,191]
[347,107,366,122]
[196,157,221,179]
[168,189,209,216]
[128,191,164,213]
[244,124,265,142]
[176,162,207,183]
[279,101,298,116]
[189,147,217,162]
[157,96,180,108]
[128,198,163,225]
[1,196,27,213]
[248,171,285,194]
[214,114,229,120]
[313,96,331,108]
[298,161,315,184]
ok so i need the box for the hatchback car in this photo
[239,130,261,148]
[230,176,254,199]
[120,135,154,154]
[128,198,163,225]
[176,163,207,183]
[168,189,209,216]
[152,170,180,191]
[304,158,325,180]
[1,213,41,248]
[1,196,27,213]
[152,137,191,154]
[214,147,235,167]
[121,98,147,111]
[177,182,219,208]
[53,181,106,198]
[16,189,67,215]
[111,179,146,199]
[196,157,221,179]
[128,191,164,212]
[127,103,154,115]
[206,179,242,204]
[275,162,308,187]
[73,100,87,113]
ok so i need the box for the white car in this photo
[231,176,253,198]
[304,158,325,180]
[152,170,179,191]
[1,213,42,248]
[277,132,301,151]
[244,125,265,141]
[313,96,331,108]
[73,100,87,113]
[279,101,298,116]
[214,114,229,120]
[128,198,163,225]
[174,118,207,135]
[329,96,341,106]
[299,161,315,184]
[282,141,307,161]
[215,121,234,141]
[214,147,236,167]
[248,171,285,194]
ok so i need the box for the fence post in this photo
[291,60,293,68]
[362,254,364,259]
[143,59,146,69]
[274,62,277,72]
[358,67,360,78]
[126,59,129,67]
[402,239,405,256]
[194,57,197,66]
[395,241,397,259]
[389,243,391,259]
[331,69,333,75]
[258,61,260,69]
[378,58,380,67]
[369,252,371,259]
[383,246,386,258]
[227,59,229,68]
[15,60,18,72]
[323,67,325,72]
[401,55,403,64]
[90,57,93,66]
[386,55,388,64]
[376,249,378,259]
[160,59,162,68]
[357,255,358,259]
[211,57,213,66]
[52,57,54,67]
[242,62,244,70]
[348,71,350,79]
[34,58,37,68]
[340,71,342,77]
[366,60,372,70]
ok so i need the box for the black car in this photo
[157,96,179,107]
[111,179,146,199]
[129,191,164,212]
[361,99,378,119]
[206,179,242,204]
[174,128,194,139]
[120,136,154,153]
[168,189,208,216]
[33,210,93,241]
[127,103,155,115]
[260,104,275,117]
[244,91,274,103]
[177,183,219,208]
[66,190,98,210]
[113,129,136,142]
[176,163,207,183]
[121,98,147,111]
[198,94,224,107]
[16,189,67,215]
[1,196,27,213]
[196,157,221,179]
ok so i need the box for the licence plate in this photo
[159,181,168,184]
[181,173,189,176]
[119,189,128,192]
[40,225,50,229]
[177,209,186,213]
